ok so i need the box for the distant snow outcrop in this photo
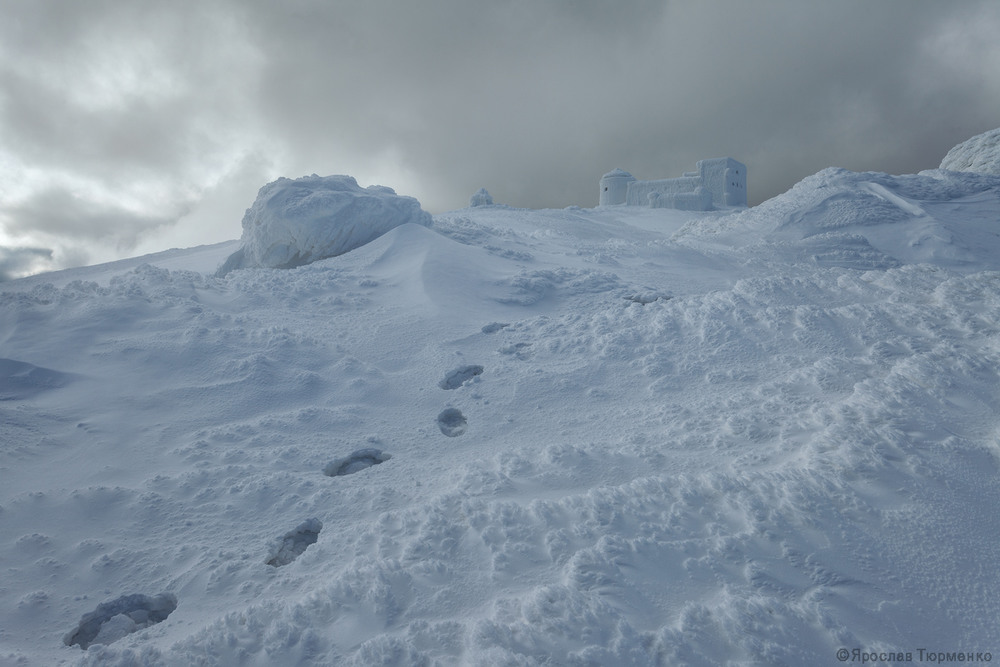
[940,127,1000,175]
[470,188,494,207]
[217,175,432,276]
[711,166,1000,270]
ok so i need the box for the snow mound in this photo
[940,127,1000,175]
[217,175,432,275]
[706,166,1000,270]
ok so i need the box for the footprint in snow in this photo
[64,593,177,649]
[625,291,671,304]
[439,365,484,390]
[437,408,467,437]
[324,448,391,476]
[265,518,322,567]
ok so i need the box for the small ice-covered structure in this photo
[599,158,747,210]
[470,188,494,207]
[217,174,432,276]
[940,127,1000,176]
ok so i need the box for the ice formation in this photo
[599,157,747,210]
[939,127,1000,175]
[217,174,432,275]
[469,187,494,207]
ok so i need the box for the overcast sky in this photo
[2,0,999,278]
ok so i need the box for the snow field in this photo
[2,166,1000,664]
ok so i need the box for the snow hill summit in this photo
[1,127,1000,665]
[218,157,751,279]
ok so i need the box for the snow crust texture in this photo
[217,174,432,275]
[940,126,1000,175]
[3,165,1000,665]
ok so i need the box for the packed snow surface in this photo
[940,126,1000,176]
[2,165,1000,665]
[216,174,432,275]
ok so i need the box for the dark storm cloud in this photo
[1,0,999,272]
[233,0,1000,209]
[0,246,53,282]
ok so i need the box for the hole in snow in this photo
[266,518,322,567]
[481,322,509,334]
[439,365,484,390]
[324,448,391,477]
[64,593,177,649]
[625,294,671,305]
[437,408,467,437]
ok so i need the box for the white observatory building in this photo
[599,158,747,210]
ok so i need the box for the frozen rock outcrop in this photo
[217,175,432,275]
[940,127,1000,175]
[470,188,494,207]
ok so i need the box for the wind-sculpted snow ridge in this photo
[0,358,79,400]
[696,166,1000,272]
[3,162,1000,665]
[940,126,1000,175]
[216,174,432,275]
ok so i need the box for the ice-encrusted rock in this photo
[940,127,1000,175]
[469,188,494,207]
[217,174,432,275]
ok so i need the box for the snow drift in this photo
[940,126,1000,175]
[216,174,432,275]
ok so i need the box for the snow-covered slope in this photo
[2,167,1000,665]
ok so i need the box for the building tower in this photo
[599,169,636,206]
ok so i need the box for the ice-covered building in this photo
[599,158,747,210]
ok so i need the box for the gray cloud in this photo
[2,186,187,252]
[0,246,54,282]
[2,0,999,273]
[235,0,1000,211]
